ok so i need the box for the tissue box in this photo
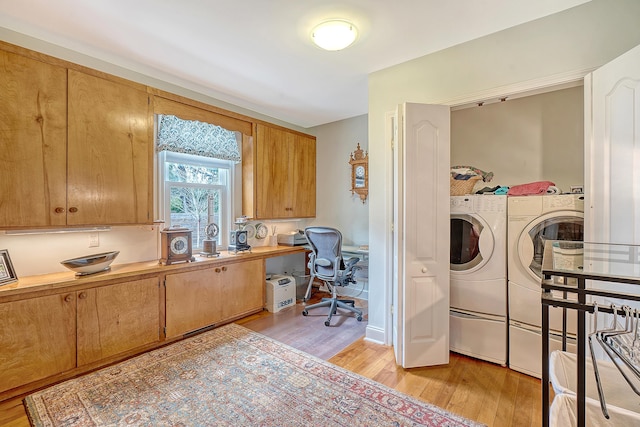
[265,275,296,313]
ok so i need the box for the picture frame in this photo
[0,249,18,286]
[570,185,584,194]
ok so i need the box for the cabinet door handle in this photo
[54,207,65,214]
[64,294,73,303]
[78,292,87,299]
[215,268,221,273]
[68,207,78,213]
[221,266,227,272]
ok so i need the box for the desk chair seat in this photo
[301,227,363,326]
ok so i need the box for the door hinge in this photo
[390,305,394,315]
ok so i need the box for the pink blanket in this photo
[507,180,555,196]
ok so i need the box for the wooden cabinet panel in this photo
[256,125,293,218]
[0,50,67,227]
[249,123,316,219]
[0,293,76,393]
[291,133,316,218]
[67,70,153,225]
[165,267,222,338]
[165,259,264,338]
[77,277,160,366]
[219,259,264,320]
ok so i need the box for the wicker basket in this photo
[450,175,482,196]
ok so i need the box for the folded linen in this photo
[546,185,561,194]
[507,180,555,196]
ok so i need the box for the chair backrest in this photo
[304,227,343,282]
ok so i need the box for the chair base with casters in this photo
[302,256,363,326]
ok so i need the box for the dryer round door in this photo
[450,214,494,273]
[516,210,584,283]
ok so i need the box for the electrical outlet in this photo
[89,233,100,248]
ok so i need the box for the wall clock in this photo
[160,227,195,265]
[349,142,369,203]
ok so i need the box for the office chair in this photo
[302,226,363,326]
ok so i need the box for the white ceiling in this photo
[0,0,591,128]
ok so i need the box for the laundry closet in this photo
[448,85,585,377]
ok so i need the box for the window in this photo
[158,151,233,249]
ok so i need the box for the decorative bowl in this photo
[61,251,120,276]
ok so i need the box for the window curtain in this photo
[157,114,241,162]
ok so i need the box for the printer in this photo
[277,229,307,246]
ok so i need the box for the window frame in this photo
[157,150,235,248]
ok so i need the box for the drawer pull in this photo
[78,292,87,299]
[69,207,78,213]
[64,294,73,303]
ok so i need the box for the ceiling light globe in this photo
[311,20,358,51]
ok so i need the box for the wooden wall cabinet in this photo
[0,293,76,394]
[67,70,153,225]
[77,277,160,366]
[165,259,264,338]
[0,48,153,228]
[0,50,68,228]
[244,123,316,219]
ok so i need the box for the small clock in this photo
[228,229,251,253]
[160,227,195,265]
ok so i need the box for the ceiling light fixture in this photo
[311,19,358,51]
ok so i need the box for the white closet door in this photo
[586,44,640,245]
[393,103,450,368]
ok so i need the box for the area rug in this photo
[24,323,483,427]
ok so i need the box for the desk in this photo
[541,241,640,426]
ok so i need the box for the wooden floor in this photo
[0,294,542,427]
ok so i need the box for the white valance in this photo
[157,114,241,162]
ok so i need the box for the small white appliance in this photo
[507,194,584,377]
[449,195,508,365]
[265,275,296,313]
[277,230,307,246]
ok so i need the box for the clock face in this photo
[205,222,219,239]
[237,231,247,244]
[355,165,365,178]
[170,236,189,255]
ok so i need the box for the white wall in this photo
[367,0,640,344]
[308,114,369,246]
[451,86,584,193]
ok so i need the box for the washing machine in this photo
[450,195,507,365]
[507,194,584,377]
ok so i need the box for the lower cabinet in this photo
[77,277,160,366]
[0,277,160,395]
[165,259,264,338]
[0,293,76,394]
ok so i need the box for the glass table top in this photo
[542,240,640,284]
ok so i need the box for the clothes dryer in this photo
[507,194,584,377]
[450,195,507,365]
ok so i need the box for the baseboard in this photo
[365,325,385,344]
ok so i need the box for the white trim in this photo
[364,325,386,345]
[445,68,593,110]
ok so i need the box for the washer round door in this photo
[517,211,584,283]
[450,214,494,273]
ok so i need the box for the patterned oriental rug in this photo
[24,324,484,427]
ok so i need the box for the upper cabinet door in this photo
[0,51,67,227]
[255,124,292,219]
[67,70,152,225]
[290,133,316,218]
[252,123,316,219]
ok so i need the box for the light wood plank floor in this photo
[0,295,542,427]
